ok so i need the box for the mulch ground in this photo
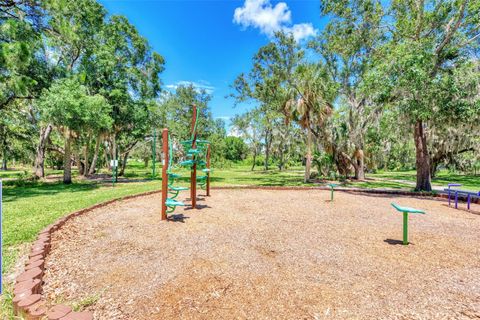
[42,189,480,319]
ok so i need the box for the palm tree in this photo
[282,63,336,182]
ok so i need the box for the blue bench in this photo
[444,183,480,210]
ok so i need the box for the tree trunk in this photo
[304,129,312,183]
[1,158,7,170]
[414,120,432,191]
[83,136,90,176]
[104,147,111,171]
[34,124,53,178]
[76,151,84,176]
[119,151,129,176]
[264,130,271,171]
[353,148,365,180]
[251,147,257,171]
[63,132,73,184]
[88,134,101,175]
[430,158,440,179]
[278,149,285,171]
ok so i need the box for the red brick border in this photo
[12,186,475,319]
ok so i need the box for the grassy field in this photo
[369,170,480,191]
[1,161,478,317]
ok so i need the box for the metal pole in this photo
[190,105,197,209]
[161,129,168,220]
[206,144,211,197]
[403,212,409,245]
[152,128,156,179]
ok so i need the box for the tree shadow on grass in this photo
[3,181,100,202]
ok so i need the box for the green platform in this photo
[391,202,426,245]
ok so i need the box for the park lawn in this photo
[0,169,28,180]
[369,170,480,191]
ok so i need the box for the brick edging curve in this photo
[11,185,469,319]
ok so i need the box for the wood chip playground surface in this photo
[41,189,480,319]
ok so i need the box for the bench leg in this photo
[455,192,458,209]
[448,190,451,206]
[403,212,409,245]
[467,195,471,210]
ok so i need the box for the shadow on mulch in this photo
[185,197,206,202]
[167,214,189,223]
[384,239,410,245]
[184,204,211,210]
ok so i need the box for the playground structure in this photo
[161,105,211,220]
[444,183,480,211]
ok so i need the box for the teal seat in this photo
[167,172,181,179]
[197,175,207,181]
[391,203,426,214]
[180,160,195,167]
[391,202,426,245]
[166,198,186,213]
[327,183,338,201]
[183,139,209,145]
[166,198,185,206]
[169,186,188,191]
[181,140,193,146]
[168,185,188,199]
[187,149,200,154]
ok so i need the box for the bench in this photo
[444,183,480,210]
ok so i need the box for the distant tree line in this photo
[230,0,480,191]
[0,0,228,183]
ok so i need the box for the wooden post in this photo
[206,144,211,196]
[161,128,168,220]
[190,105,197,209]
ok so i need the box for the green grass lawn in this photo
[368,170,480,191]
[0,168,28,180]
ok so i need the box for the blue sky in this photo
[99,0,327,129]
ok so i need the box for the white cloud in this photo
[165,81,215,94]
[233,0,317,41]
[286,23,316,42]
